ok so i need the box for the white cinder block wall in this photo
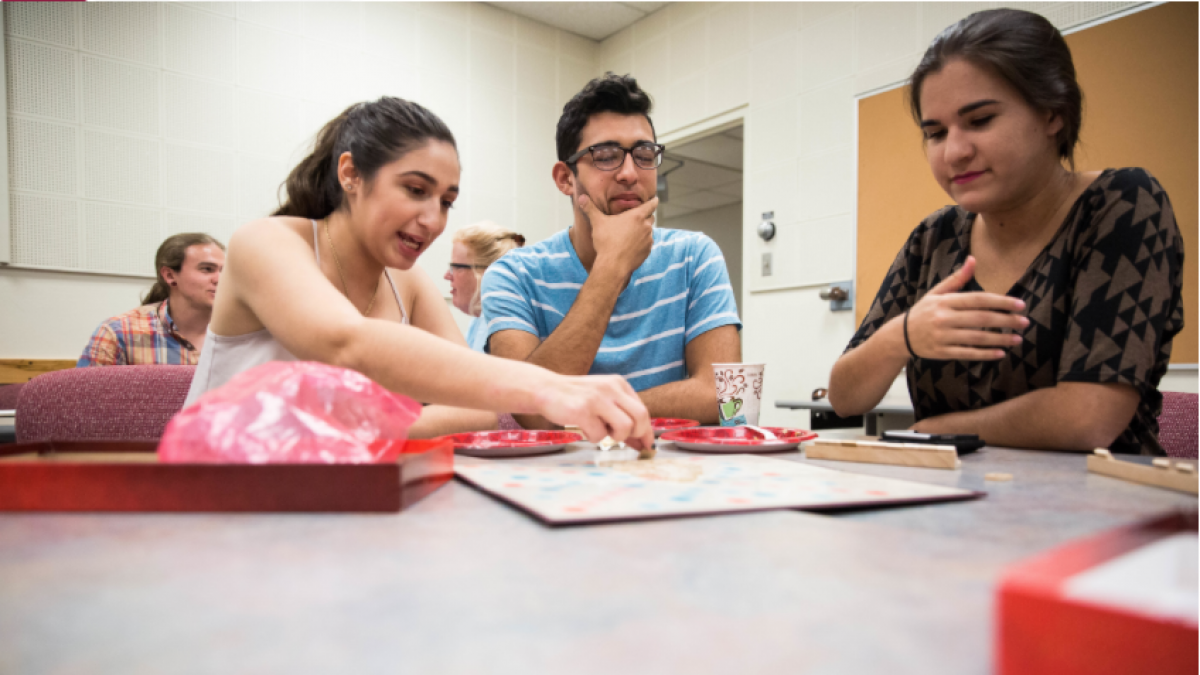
[0,1,596,356]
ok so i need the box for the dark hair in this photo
[556,72,655,168]
[908,9,1082,167]
[143,232,225,305]
[275,96,457,219]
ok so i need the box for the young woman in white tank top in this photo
[186,97,652,451]
[188,218,410,399]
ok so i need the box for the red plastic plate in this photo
[661,427,818,453]
[651,418,701,436]
[442,430,583,458]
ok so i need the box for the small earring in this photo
[344,183,352,191]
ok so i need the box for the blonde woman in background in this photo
[445,222,525,352]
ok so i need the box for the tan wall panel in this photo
[856,87,942,328]
[856,3,1197,364]
[0,360,76,384]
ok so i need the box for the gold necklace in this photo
[324,218,378,316]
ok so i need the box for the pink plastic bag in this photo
[159,361,422,464]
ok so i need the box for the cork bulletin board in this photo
[856,3,1197,364]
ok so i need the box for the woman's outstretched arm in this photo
[218,219,653,449]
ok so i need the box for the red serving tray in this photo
[651,418,701,434]
[996,510,1198,675]
[442,430,583,449]
[0,438,453,513]
[662,426,818,445]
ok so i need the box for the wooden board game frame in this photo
[0,438,454,513]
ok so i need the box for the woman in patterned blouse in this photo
[828,9,1184,455]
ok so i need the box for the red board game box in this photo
[996,510,1198,675]
[0,438,453,513]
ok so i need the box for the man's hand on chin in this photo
[579,193,658,278]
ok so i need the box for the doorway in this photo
[658,125,744,314]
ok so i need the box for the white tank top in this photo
[185,219,407,406]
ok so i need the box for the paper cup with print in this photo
[712,363,765,427]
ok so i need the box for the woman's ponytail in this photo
[274,110,353,218]
[274,98,456,220]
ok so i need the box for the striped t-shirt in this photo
[479,227,741,391]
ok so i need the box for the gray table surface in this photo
[1,437,1195,675]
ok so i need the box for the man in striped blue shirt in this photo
[481,73,742,428]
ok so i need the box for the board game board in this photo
[454,453,982,525]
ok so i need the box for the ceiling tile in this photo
[663,184,697,200]
[669,189,740,211]
[665,161,741,190]
[623,2,668,13]
[488,2,651,41]
[658,202,696,220]
[667,133,743,170]
[712,180,743,198]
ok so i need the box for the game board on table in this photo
[454,453,983,525]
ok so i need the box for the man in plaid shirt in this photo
[77,233,225,367]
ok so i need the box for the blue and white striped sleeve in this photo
[685,234,741,342]
[479,257,541,346]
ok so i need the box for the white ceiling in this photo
[660,128,743,220]
[487,2,667,41]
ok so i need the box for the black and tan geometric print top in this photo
[847,168,1184,455]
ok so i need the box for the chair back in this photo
[0,383,23,410]
[16,366,195,443]
[1158,391,1198,459]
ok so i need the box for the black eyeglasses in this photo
[566,142,665,171]
[448,263,485,271]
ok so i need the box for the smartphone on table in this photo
[879,430,985,454]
